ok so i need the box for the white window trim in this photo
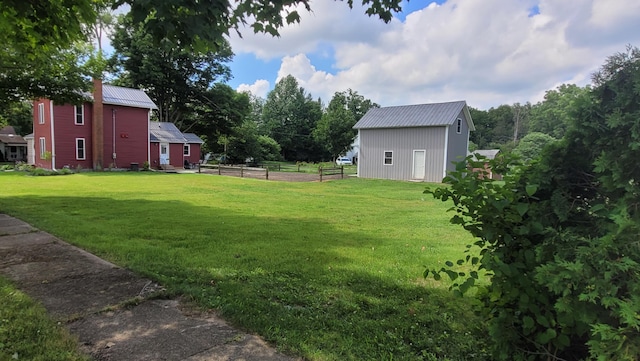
[39,137,46,159]
[38,103,45,124]
[76,138,86,160]
[384,150,393,165]
[74,105,84,125]
[183,144,190,156]
[456,118,462,134]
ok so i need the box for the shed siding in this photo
[359,127,446,182]
[445,109,471,174]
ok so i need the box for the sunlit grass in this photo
[0,172,489,360]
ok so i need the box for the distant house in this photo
[32,80,203,170]
[471,149,501,180]
[149,122,203,169]
[0,126,27,162]
[353,101,474,182]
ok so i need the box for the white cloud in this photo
[230,0,640,109]
[237,79,271,98]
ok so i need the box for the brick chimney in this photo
[92,78,104,170]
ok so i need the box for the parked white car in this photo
[336,157,353,165]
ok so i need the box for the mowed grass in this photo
[0,172,489,360]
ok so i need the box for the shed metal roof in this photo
[353,101,474,130]
[101,85,157,110]
[149,122,203,144]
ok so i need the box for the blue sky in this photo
[226,0,640,109]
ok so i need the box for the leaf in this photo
[523,316,534,331]
[525,184,538,196]
[515,203,529,216]
[445,261,454,267]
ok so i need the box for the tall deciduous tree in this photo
[261,75,323,161]
[109,15,233,127]
[314,89,378,159]
[192,84,251,153]
[529,84,590,139]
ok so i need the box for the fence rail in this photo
[198,164,269,180]
[318,166,344,182]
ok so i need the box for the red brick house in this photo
[33,80,203,170]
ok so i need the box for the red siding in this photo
[150,143,160,169]
[101,106,149,168]
[32,99,53,169]
[186,144,201,164]
[52,104,92,169]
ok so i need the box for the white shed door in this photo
[412,150,426,179]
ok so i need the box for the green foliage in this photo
[1,0,95,54]
[109,14,233,128]
[116,0,404,52]
[0,42,95,108]
[261,75,325,161]
[0,101,32,135]
[529,84,590,139]
[426,47,640,360]
[512,132,557,162]
[313,89,379,159]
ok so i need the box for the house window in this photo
[183,144,190,156]
[384,151,393,165]
[456,118,462,134]
[75,105,84,125]
[39,137,46,159]
[76,138,86,160]
[38,103,45,124]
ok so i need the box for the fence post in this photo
[241,165,244,177]
[319,166,323,182]
[266,167,269,180]
[218,165,221,175]
[198,163,201,173]
[341,165,344,179]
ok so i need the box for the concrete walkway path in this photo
[0,214,298,361]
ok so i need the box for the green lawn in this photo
[0,172,489,360]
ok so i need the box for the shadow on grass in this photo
[1,195,490,361]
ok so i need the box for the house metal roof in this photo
[101,85,158,110]
[471,149,500,160]
[353,101,474,130]
[149,122,204,144]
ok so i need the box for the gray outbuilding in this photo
[353,101,474,183]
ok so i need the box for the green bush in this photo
[426,47,640,360]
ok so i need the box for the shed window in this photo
[456,118,462,134]
[39,137,46,159]
[75,105,84,125]
[183,144,190,156]
[38,103,45,124]
[76,138,86,160]
[384,151,393,165]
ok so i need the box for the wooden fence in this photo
[198,164,269,180]
[318,165,344,182]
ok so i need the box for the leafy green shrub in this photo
[426,47,640,360]
[28,168,75,176]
